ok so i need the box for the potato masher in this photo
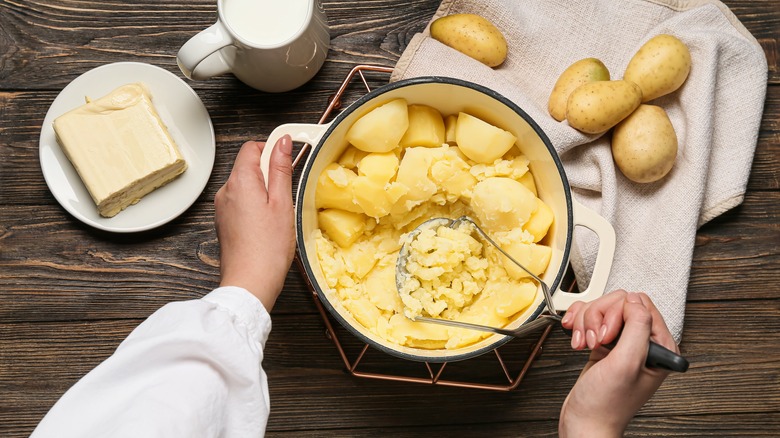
[395,216,689,372]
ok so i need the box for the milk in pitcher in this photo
[223,0,312,46]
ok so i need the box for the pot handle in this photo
[259,122,332,189]
[552,199,616,311]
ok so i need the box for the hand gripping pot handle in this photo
[260,122,331,189]
[552,199,616,311]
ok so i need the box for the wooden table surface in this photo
[1,0,778,436]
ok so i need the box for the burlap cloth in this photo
[390,0,767,341]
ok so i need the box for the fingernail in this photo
[626,292,643,305]
[279,135,292,155]
[561,312,572,325]
[586,329,597,349]
[598,324,607,342]
[571,330,582,349]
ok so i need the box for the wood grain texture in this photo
[0,0,778,436]
[2,299,779,435]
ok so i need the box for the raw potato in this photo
[400,104,446,148]
[612,104,678,183]
[345,98,408,153]
[566,80,642,134]
[548,58,610,122]
[624,34,691,103]
[430,13,508,67]
[455,112,517,163]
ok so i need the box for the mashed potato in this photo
[314,102,554,350]
[398,221,488,320]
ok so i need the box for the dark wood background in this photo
[1,0,778,436]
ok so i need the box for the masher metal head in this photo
[394,216,690,372]
[395,216,561,339]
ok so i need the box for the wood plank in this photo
[687,191,780,302]
[0,0,435,90]
[1,299,777,437]
[0,1,776,89]
[6,410,778,438]
[749,83,780,191]
[258,414,780,437]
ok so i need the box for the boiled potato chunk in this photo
[342,241,378,279]
[523,198,554,242]
[337,146,369,169]
[548,58,610,122]
[346,98,409,153]
[393,147,441,210]
[566,80,642,134]
[345,298,383,331]
[315,163,362,213]
[364,263,403,313]
[471,177,537,231]
[352,176,407,218]
[318,208,368,248]
[357,152,399,184]
[624,34,691,103]
[500,241,552,280]
[400,104,446,148]
[455,112,517,164]
[518,172,537,196]
[443,114,458,145]
[430,13,508,67]
[429,151,477,200]
[446,324,494,350]
[388,313,449,344]
[612,104,678,183]
[492,280,537,318]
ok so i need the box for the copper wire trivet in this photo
[292,65,563,391]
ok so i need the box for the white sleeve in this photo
[30,286,272,438]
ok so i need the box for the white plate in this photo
[39,62,215,233]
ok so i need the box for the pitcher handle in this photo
[177,21,233,80]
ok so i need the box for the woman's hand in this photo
[214,136,296,311]
[558,290,679,437]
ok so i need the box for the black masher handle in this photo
[561,327,689,373]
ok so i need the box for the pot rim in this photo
[294,76,574,363]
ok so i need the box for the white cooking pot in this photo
[260,77,615,362]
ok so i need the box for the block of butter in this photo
[53,83,187,217]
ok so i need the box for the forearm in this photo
[31,286,272,438]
